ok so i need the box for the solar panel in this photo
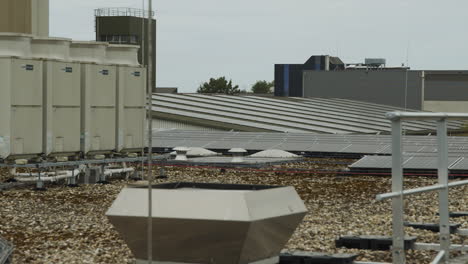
[447,157,468,171]
[350,156,465,170]
[153,131,468,159]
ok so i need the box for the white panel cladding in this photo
[106,44,139,66]
[81,63,117,153]
[43,60,81,155]
[31,37,71,60]
[0,33,32,57]
[116,66,146,152]
[0,59,11,159]
[0,57,43,158]
[70,41,107,64]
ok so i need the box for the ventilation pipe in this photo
[173,147,190,161]
[12,168,80,182]
[229,148,247,163]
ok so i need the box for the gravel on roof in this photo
[0,159,467,264]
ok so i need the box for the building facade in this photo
[303,70,424,109]
[275,55,468,112]
[95,8,156,89]
[303,69,468,111]
[274,55,344,97]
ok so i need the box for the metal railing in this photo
[0,236,13,264]
[94,7,154,18]
[377,112,468,264]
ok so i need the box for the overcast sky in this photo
[50,0,468,92]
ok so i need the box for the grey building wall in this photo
[424,71,468,101]
[303,70,424,109]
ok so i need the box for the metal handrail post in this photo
[437,119,450,263]
[391,119,405,264]
[431,250,446,264]
[146,1,154,264]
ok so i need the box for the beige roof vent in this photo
[107,182,307,264]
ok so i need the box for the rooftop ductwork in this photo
[107,182,307,264]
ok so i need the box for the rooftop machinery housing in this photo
[0,34,147,160]
[275,55,468,112]
[95,8,156,90]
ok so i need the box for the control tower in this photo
[95,8,156,90]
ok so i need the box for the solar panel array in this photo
[152,94,465,134]
[153,130,468,156]
[350,156,468,171]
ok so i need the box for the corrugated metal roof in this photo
[152,94,465,134]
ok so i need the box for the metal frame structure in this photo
[0,157,148,189]
[0,236,13,264]
[0,157,147,169]
[377,112,468,264]
[145,1,154,263]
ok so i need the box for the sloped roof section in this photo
[151,94,465,134]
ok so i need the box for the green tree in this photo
[197,77,240,95]
[251,80,274,94]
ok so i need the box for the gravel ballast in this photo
[0,159,467,264]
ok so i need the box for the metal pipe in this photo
[140,0,146,179]
[14,169,80,182]
[376,180,468,201]
[437,119,450,262]
[456,229,468,236]
[146,0,154,263]
[391,119,405,264]
[414,243,468,251]
[103,167,135,176]
[430,250,446,264]
[386,112,468,121]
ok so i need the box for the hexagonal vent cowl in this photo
[106,182,307,264]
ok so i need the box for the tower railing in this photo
[94,7,154,18]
